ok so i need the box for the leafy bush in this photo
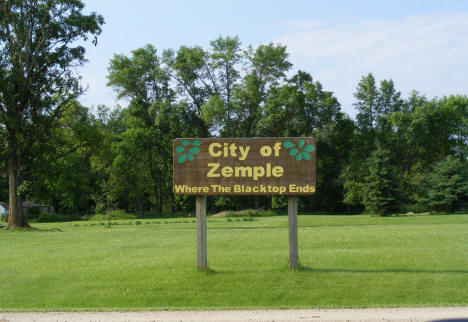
[223,209,277,218]
[80,214,92,221]
[84,210,191,221]
[37,213,72,223]
[140,211,188,219]
[86,210,138,221]
[272,196,288,210]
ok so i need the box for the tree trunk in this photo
[154,188,160,211]
[169,193,174,215]
[254,196,260,209]
[158,193,163,212]
[7,157,30,229]
[136,198,144,217]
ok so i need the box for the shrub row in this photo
[37,212,81,222]
[223,209,277,218]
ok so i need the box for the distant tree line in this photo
[1,33,467,222]
[4,1,466,230]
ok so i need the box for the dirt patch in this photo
[211,209,258,217]
[211,210,229,218]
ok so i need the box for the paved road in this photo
[1,307,467,322]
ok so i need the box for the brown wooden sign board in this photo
[173,137,316,196]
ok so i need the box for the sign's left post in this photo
[196,195,207,270]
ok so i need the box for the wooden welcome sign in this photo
[173,138,316,195]
[173,137,316,271]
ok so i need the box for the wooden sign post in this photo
[288,196,298,269]
[196,196,207,270]
[173,138,316,270]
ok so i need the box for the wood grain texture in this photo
[173,138,316,195]
[196,196,207,270]
[288,196,298,270]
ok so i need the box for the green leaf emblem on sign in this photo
[178,154,186,164]
[175,140,202,163]
[282,139,315,161]
[188,147,200,154]
[298,139,305,148]
[289,148,298,156]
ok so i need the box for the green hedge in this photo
[37,213,76,223]
[223,209,277,218]
[84,210,138,221]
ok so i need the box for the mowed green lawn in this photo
[0,214,467,311]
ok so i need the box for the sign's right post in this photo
[288,195,299,270]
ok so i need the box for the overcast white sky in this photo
[79,0,468,118]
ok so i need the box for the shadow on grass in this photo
[193,262,468,275]
[206,264,468,275]
[2,226,63,232]
[134,221,467,231]
[35,227,63,232]
[295,265,468,275]
[197,267,218,275]
[102,222,449,232]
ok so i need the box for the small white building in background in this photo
[0,202,8,217]
[0,203,8,223]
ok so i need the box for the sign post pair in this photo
[173,137,316,270]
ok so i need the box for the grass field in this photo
[0,214,467,311]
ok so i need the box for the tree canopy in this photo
[1,29,467,221]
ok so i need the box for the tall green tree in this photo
[20,101,103,214]
[256,70,346,212]
[309,113,356,212]
[354,73,402,145]
[363,148,399,215]
[258,70,341,137]
[387,95,468,205]
[89,105,124,214]
[229,43,292,137]
[209,36,242,135]
[108,45,193,212]
[0,0,103,228]
[420,156,468,211]
[166,36,244,136]
[343,74,403,209]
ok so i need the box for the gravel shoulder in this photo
[1,307,467,322]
